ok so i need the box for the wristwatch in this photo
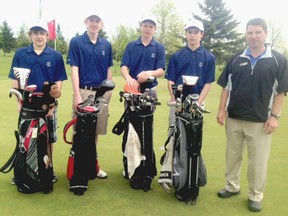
[270,113,280,120]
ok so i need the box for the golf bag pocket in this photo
[158,126,174,193]
[14,116,53,194]
[198,153,207,187]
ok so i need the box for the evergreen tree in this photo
[0,21,16,55]
[16,24,30,49]
[195,0,245,66]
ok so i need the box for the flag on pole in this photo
[47,19,56,40]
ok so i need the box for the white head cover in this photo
[13,67,31,90]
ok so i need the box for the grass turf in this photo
[0,54,287,215]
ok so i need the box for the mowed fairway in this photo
[0,55,287,215]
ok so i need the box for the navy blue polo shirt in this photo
[8,44,67,91]
[67,31,113,87]
[165,45,215,94]
[121,37,166,88]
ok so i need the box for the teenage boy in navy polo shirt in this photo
[67,10,113,179]
[8,20,68,183]
[165,19,216,125]
[121,14,166,92]
[120,14,166,189]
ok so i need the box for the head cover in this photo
[124,84,142,95]
[185,19,204,31]
[140,14,156,26]
[86,9,102,20]
[29,20,48,32]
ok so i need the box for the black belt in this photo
[79,85,99,91]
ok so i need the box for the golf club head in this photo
[95,79,115,98]
[77,105,99,113]
[25,84,37,92]
[146,76,155,82]
[13,67,31,90]
[9,88,23,105]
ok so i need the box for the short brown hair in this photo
[246,18,267,32]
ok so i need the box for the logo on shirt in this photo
[240,62,248,67]
[199,62,203,68]
[46,61,52,67]
[151,53,156,58]
[102,51,105,56]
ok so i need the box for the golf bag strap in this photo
[112,106,129,135]
[63,117,78,145]
[0,131,19,173]
[160,127,174,165]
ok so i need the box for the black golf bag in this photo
[158,76,208,204]
[63,79,115,195]
[0,82,57,194]
[112,80,160,192]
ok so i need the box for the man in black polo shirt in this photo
[216,18,288,212]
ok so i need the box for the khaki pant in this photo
[224,118,272,202]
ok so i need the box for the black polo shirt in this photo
[217,46,288,122]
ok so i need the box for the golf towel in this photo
[124,123,146,179]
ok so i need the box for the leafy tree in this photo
[0,21,16,55]
[99,28,108,39]
[110,25,138,62]
[152,0,184,59]
[267,19,286,53]
[16,24,30,49]
[195,0,245,66]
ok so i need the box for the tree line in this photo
[0,0,287,66]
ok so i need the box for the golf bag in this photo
[158,75,208,204]
[112,80,160,192]
[63,80,115,195]
[0,80,58,194]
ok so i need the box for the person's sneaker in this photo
[217,189,240,198]
[52,173,58,183]
[248,200,262,212]
[97,169,108,179]
[10,177,15,185]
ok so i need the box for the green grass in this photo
[0,54,287,215]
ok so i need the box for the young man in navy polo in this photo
[67,10,113,179]
[165,19,216,125]
[8,20,67,184]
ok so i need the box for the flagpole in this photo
[38,0,44,19]
[54,19,56,50]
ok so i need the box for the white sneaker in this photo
[97,169,108,179]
